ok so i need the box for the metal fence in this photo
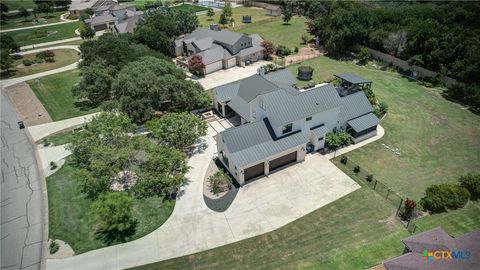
[336,158,404,210]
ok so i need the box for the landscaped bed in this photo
[1,49,80,79]
[27,70,100,121]
[1,11,66,30]
[288,56,480,200]
[47,157,175,254]
[8,21,81,46]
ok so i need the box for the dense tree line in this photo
[265,1,480,110]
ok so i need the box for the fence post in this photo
[396,198,403,217]
[373,180,377,190]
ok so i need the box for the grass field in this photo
[287,57,480,200]
[7,21,81,46]
[28,70,100,121]
[1,0,36,10]
[1,49,79,79]
[48,158,175,254]
[197,6,275,29]
[237,16,311,50]
[1,11,65,30]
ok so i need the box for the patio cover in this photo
[347,113,379,132]
[335,73,372,84]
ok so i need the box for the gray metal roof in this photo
[261,83,342,127]
[221,119,307,168]
[339,91,373,124]
[238,45,263,57]
[347,113,379,132]
[264,69,296,86]
[214,82,240,103]
[226,97,250,121]
[249,34,263,46]
[236,74,280,103]
[311,125,330,137]
[335,73,372,84]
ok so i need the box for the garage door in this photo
[205,61,223,74]
[226,58,236,68]
[244,162,264,181]
[269,152,297,172]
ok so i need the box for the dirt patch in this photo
[284,45,324,66]
[4,82,52,126]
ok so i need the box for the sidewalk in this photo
[20,37,82,51]
[27,112,100,142]
[325,125,385,160]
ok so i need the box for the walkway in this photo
[1,45,80,88]
[46,127,360,270]
[20,37,82,51]
[0,20,78,33]
[1,91,46,270]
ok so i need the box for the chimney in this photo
[210,24,219,31]
[257,66,265,77]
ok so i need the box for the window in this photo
[222,155,229,167]
[306,116,312,121]
[318,137,324,141]
[282,123,293,134]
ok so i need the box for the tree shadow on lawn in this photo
[95,221,138,245]
[74,100,99,111]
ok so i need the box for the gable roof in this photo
[261,83,342,127]
[192,37,213,51]
[90,13,118,25]
[214,82,240,103]
[198,45,224,64]
[236,74,280,103]
[114,14,140,33]
[339,91,373,124]
[221,119,307,167]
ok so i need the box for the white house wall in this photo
[205,61,223,74]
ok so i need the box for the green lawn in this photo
[28,70,100,121]
[1,49,80,79]
[7,21,81,46]
[237,16,311,50]
[43,129,76,146]
[170,3,209,13]
[287,57,480,200]
[1,11,65,30]
[1,0,36,10]
[198,6,275,29]
[48,158,175,254]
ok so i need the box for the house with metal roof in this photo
[214,69,380,184]
[174,27,264,74]
[382,227,480,270]
[84,2,142,34]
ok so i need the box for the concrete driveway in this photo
[47,127,360,270]
[193,60,271,90]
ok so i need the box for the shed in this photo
[265,5,282,16]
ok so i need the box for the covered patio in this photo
[335,73,372,97]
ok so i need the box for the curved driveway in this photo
[1,45,80,88]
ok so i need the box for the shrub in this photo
[22,59,32,66]
[34,29,48,38]
[366,174,373,182]
[36,50,55,59]
[208,170,232,195]
[294,47,299,53]
[43,139,50,147]
[45,57,55,63]
[33,57,44,64]
[353,165,360,173]
[340,156,348,164]
[401,198,417,220]
[357,47,371,65]
[301,33,309,44]
[11,54,23,60]
[50,161,57,170]
[276,45,291,57]
[459,174,480,200]
[420,184,470,213]
[67,14,78,20]
[49,240,59,254]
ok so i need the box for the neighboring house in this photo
[69,0,97,17]
[84,2,143,34]
[383,227,480,270]
[214,69,380,184]
[265,5,282,16]
[174,27,264,74]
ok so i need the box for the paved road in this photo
[1,91,45,270]
[1,45,80,88]
[0,20,78,33]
